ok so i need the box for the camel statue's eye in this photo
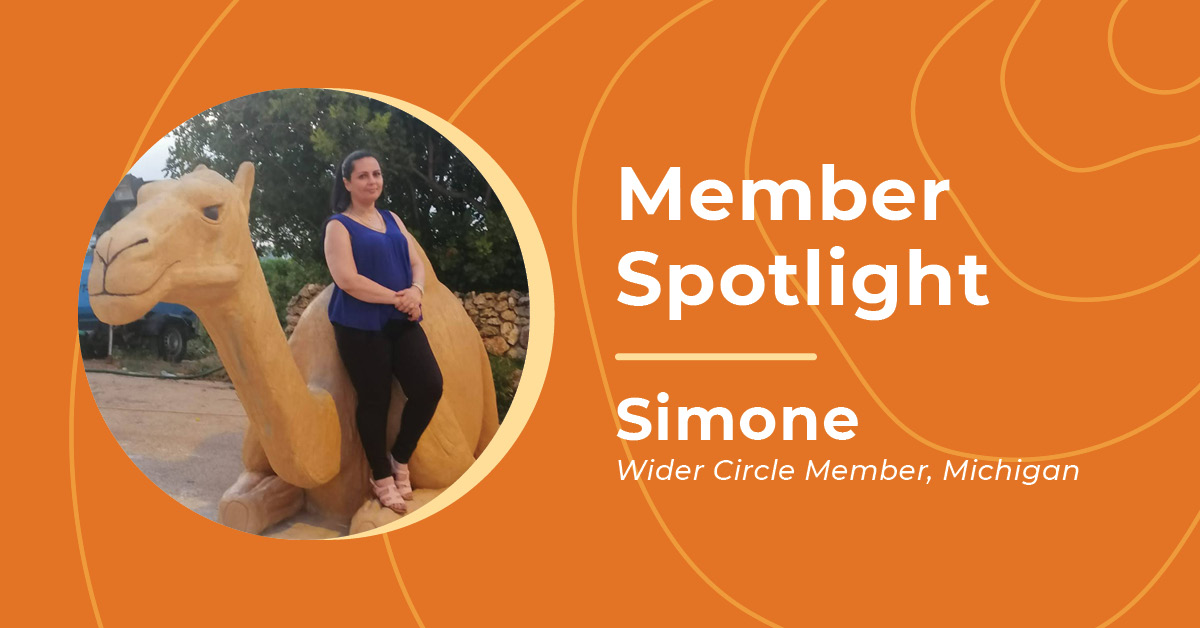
[203,204,221,221]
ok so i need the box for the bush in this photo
[489,354,524,421]
[260,257,331,328]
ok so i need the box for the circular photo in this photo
[81,88,531,538]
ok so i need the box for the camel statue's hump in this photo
[288,286,339,386]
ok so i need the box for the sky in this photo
[128,132,175,180]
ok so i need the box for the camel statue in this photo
[89,162,499,535]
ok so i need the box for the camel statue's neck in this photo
[201,265,294,418]
[192,257,340,487]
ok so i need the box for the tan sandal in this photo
[389,454,414,500]
[371,476,407,514]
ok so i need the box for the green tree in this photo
[165,89,526,291]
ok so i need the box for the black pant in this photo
[332,319,443,480]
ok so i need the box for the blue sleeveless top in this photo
[326,209,419,331]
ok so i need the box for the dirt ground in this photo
[83,360,350,539]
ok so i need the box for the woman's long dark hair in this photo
[329,149,378,213]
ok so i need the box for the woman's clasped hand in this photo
[393,287,423,320]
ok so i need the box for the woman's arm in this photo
[324,219,405,305]
[389,212,425,320]
[390,211,425,290]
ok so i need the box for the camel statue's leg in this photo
[218,428,303,534]
[241,423,273,473]
[348,488,446,535]
[349,498,401,535]
[219,471,304,534]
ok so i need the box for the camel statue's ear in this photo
[233,162,255,208]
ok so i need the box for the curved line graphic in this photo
[743,0,826,177]
[1002,0,1200,173]
[74,3,240,623]
[752,0,1199,462]
[70,338,104,627]
[1108,0,1200,96]
[449,0,585,123]
[571,1,787,625]
[122,0,241,174]
[1095,504,1200,627]
[747,6,1200,624]
[914,0,1200,303]
[383,534,426,628]
[367,4,582,616]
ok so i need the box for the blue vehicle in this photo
[79,245,199,362]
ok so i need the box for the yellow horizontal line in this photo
[615,353,817,361]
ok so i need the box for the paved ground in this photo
[84,364,350,538]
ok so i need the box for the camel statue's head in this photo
[90,163,257,325]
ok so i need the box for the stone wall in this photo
[285,285,530,362]
[284,283,327,336]
[455,290,530,360]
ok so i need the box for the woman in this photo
[324,149,443,515]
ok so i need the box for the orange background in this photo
[3,0,1198,625]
